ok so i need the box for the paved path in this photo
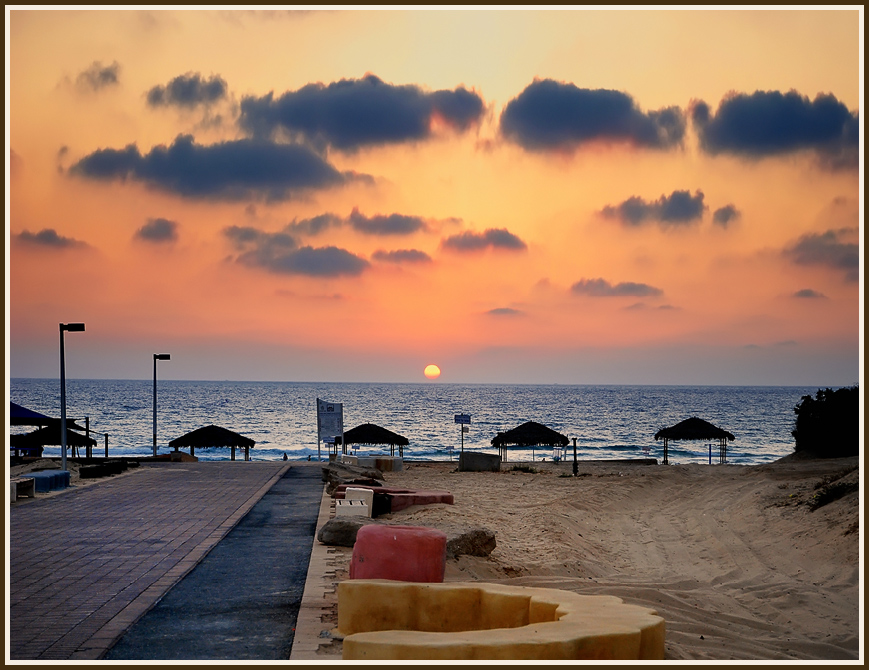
[104,465,323,660]
[8,461,292,660]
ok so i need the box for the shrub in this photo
[511,465,538,474]
[792,385,859,457]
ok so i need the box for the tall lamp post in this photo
[153,353,171,456]
[60,322,85,472]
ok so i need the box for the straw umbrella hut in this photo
[491,420,569,462]
[168,425,256,461]
[10,424,96,459]
[654,417,735,465]
[338,422,409,457]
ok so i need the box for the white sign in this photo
[317,398,344,441]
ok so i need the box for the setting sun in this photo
[424,364,441,379]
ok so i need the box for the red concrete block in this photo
[350,525,447,583]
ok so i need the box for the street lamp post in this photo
[60,323,85,472]
[153,353,171,456]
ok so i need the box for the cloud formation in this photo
[570,278,663,297]
[371,249,432,264]
[692,90,859,168]
[487,307,523,316]
[349,208,429,235]
[500,78,685,151]
[441,228,527,252]
[793,288,826,299]
[147,72,228,108]
[238,74,485,151]
[69,134,356,200]
[712,204,740,228]
[601,190,706,226]
[285,213,343,236]
[223,225,368,277]
[16,228,87,249]
[135,217,179,243]
[76,61,120,92]
[783,228,859,281]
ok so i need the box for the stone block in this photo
[350,525,446,583]
[336,498,370,517]
[458,452,501,472]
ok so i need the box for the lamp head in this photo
[154,353,171,361]
[61,323,85,332]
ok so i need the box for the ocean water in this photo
[8,379,820,466]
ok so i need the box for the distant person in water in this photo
[282,453,288,461]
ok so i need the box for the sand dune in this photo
[351,456,860,660]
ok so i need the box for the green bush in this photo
[792,385,859,457]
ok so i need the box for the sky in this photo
[5,7,864,386]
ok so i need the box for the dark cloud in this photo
[349,208,429,235]
[692,90,859,169]
[371,249,432,264]
[793,288,827,299]
[285,213,343,236]
[601,190,706,226]
[135,217,178,243]
[570,278,663,297]
[69,134,356,200]
[441,228,528,252]
[16,228,87,249]
[223,226,368,277]
[487,307,523,316]
[76,61,120,92]
[783,228,859,281]
[146,72,228,108]
[238,74,485,151]
[500,78,685,151]
[712,204,740,228]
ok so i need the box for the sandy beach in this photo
[323,456,860,661]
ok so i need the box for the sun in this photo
[424,364,441,379]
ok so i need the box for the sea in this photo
[8,379,822,466]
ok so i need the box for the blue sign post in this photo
[454,414,471,453]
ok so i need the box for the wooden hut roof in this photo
[654,417,734,442]
[168,424,255,449]
[491,420,569,448]
[339,423,409,446]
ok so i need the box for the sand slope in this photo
[371,457,860,661]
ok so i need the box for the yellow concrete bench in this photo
[336,580,665,660]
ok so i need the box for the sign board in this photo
[454,414,471,424]
[461,426,469,433]
[317,398,344,441]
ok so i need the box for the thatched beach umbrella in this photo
[491,421,569,462]
[168,424,256,461]
[11,424,96,458]
[654,417,735,465]
[338,422,410,457]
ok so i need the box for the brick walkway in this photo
[8,462,289,660]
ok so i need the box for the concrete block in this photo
[374,457,403,472]
[10,477,35,499]
[341,454,359,465]
[344,487,374,517]
[349,525,446,583]
[459,452,501,472]
[336,498,370,517]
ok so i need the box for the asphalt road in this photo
[104,465,323,660]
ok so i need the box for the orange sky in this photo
[6,8,863,384]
